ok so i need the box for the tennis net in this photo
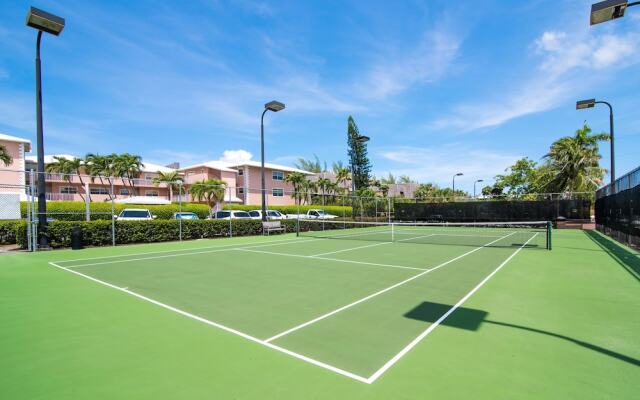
[297,220,551,249]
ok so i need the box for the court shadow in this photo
[584,230,640,282]
[404,301,640,367]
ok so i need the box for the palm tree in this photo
[295,154,323,173]
[0,144,12,166]
[46,156,88,202]
[334,167,351,192]
[284,171,306,206]
[316,177,332,204]
[543,123,609,192]
[189,179,226,214]
[153,171,183,202]
[113,153,144,196]
[300,178,317,205]
[85,153,114,200]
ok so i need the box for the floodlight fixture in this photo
[576,99,596,109]
[265,100,285,112]
[26,7,65,35]
[590,0,639,25]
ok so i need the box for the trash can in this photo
[71,226,83,250]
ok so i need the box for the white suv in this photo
[210,210,252,220]
[115,208,156,221]
[248,210,286,220]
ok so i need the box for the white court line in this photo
[48,261,369,384]
[264,232,516,343]
[366,233,539,383]
[55,236,316,264]
[237,248,428,272]
[309,234,436,257]
[62,238,323,269]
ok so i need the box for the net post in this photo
[547,220,552,250]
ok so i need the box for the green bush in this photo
[0,220,26,245]
[20,201,352,221]
[38,219,265,248]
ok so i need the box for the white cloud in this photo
[357,25,462,100]
[220,149,253,163]
[430,23,640,132]
[378,145,522,188]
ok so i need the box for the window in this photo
[215,211,231,219]
[272,188,284,197]
[90,187,109,195]
[120,188,130,196]
[145,190,159,197]
[249,211,260,217]
[272,171,284,181]
[60,187,77,194]
[238,169,244,176]
[145,174,153,181]
[238,187,244,194]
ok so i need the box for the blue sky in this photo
[1,0,638,193]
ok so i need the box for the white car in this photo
[115,208,156,221]
[210,210,252,220]
[287,209,338,220]
[248,210,286,220]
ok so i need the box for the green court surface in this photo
[1,228,638,399]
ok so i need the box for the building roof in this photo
[179,161,237,173]
[25,154,76,164]
[0,133,32,152]
[25,155,174,174]
[228,160,313,174]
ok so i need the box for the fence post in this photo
[85,181,90,222]
[111,181,115,246]
[30,170,37,251]
[178,181,183,242]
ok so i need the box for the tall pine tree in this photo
[347,116,372,191]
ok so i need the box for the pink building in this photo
[179,161,242,204]
[0,133,31,197]
[228,161,312,206]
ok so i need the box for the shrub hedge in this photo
[18,219,277,248]
[20,201,352,221]
[0,220,25,245]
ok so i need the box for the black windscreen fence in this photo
[595,166,640,249]
[395,199,591,223]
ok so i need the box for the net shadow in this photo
[404,301,640,367]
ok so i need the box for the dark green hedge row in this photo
[20,219,279,248]
[20,201,352,221]
[0,220,26,245]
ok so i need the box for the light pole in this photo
[577,99,615,185]
[590,1,639,25]
[261,100,285,222]
[26,7,65,248]
[474,179,484,198]
[350,135,369,218]
[452,172,463,199]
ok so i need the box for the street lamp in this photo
[590,0,639,25]
[260,100,285,222]
[351,135,369,218]
[576,98,615,185]
[474,179,484,198]
[26,6,65,248]
[452,173,463,198]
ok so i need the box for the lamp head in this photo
[265,100,285,112]
[590,0,628,25]
[576,99,596,109]
[26,7,65,35]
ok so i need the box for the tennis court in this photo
[48,221,550,383]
